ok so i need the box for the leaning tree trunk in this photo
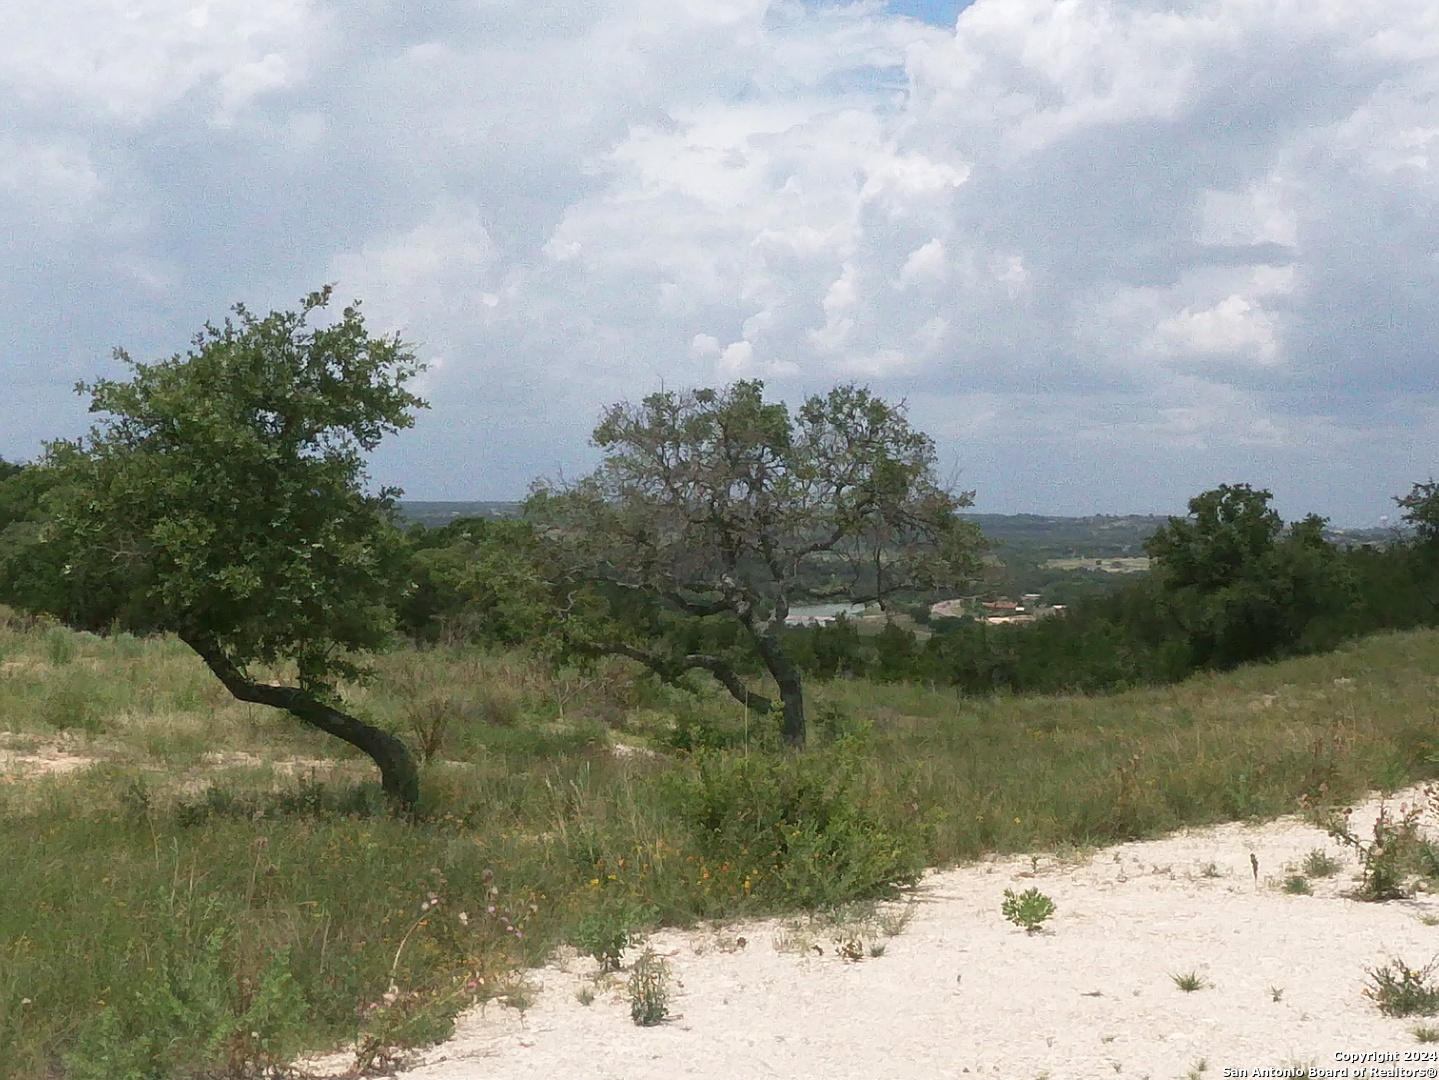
[181,632,420,810]
[753,631,806,748]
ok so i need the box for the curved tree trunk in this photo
[601,641,774,715]
[181,632,420,810]
[752,631,806,748]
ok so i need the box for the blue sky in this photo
[2,0,1436,525]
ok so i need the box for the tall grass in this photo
[2,604,1438,1076]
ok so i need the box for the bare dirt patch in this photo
[0,733,101,779]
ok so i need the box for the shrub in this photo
[573,902,652,972]
[1366,959,1439,1017]
[663,740,927,908]
[1001,887,1056,934]
[64,918,305,1080]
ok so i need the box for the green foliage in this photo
[530,380,984,745]
[1322,799,1439,901]
[1398,481,1439,545]
[1145,485,1354,670]
[627,948,671,1026]
[6,287,423,688]
[65,926,305,1080]
[663,740,928,906]
[397,517,558,648]
[0,288,427,802]
[1366,959,1439,1017]
[572,901,653,972]
[1001,887,1056,933]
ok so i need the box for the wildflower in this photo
[487,905,496,914]
[458,911,470,926]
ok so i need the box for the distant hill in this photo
[959,514,1168,560]
[397,503,1399,555]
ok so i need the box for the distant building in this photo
[784,603,867,628]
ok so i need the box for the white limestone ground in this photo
[387,786,1439,1080]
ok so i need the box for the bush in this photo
[572,901,654,972]
[663,740,928,908]
[1366,958,1439,1017]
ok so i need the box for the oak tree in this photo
[1,289,426,807]
[530,380,983,746]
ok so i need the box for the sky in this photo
[2,0,1436,525]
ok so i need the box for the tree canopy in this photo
[1145,483,1352,668]
[0,288,427,806]
[529,380,984,745]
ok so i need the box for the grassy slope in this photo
[1,612,1437,1076]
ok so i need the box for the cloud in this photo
[2,0,1438,523]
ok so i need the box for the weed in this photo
[1365,958,1439,1017]
[1199,862,1221,879]
[1422,914,1439,927]
[877,899,918,937]
[1282,875,1312,895]
[576,985,596,1006]
[1270,986,1284,1002]
[1322,799,1438,901]
[833,930,868,962]
[1184,1060,1208,1080]
[628,948,671,1026]
[1302,848,1342,878]
[1002,887,1056,934]
[1416,1024,1439,1043]
[573,902,651,972]
[45,627,76,666]
[1172,971,1207,992]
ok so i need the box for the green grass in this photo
[6,606,1439,1076]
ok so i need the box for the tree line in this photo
[1,290,1435,809]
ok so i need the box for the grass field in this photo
[2,605,1437,1076]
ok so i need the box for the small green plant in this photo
[1416,1023,1439,1043]
[575,985,596,1006]
[1199,862,1221,878]
[573,903,651,972]
[1282,874,1312,895]
[1002,887,1056,934]
[1302,848,1342,878]
[1171,971,1207,992]
[1270,986,1284,1002]
[627,948,670,1026]
[1185,1059,1209,1080]
[1365,958,1439,1017]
